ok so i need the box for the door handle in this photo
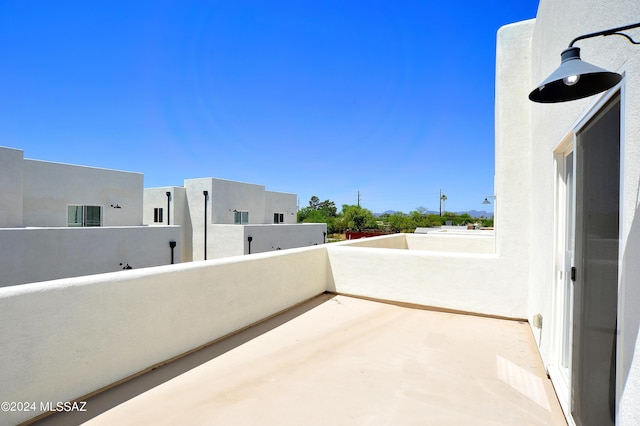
[571,266,576,282]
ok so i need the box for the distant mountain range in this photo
[375,210,493,218]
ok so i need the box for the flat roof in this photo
[33,294,566,425]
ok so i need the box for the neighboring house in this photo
[0,146,181,287]
[496,1,640,424]
[144,178,326,260]
[0,146,325,287]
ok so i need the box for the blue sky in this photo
[0,1,539,214]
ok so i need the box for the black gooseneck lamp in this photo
[165,191,171,225]
[529,22,640,103]
[203,190,208,260]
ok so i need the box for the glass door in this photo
[572,94,620,426]
[561,150,575,378]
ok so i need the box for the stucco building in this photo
[0,146,325,287]
[144,178,325,261]
[2,0,640,424]
[496,1,640,423]
[0,146,180,287]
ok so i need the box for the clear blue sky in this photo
[0,1,539,214]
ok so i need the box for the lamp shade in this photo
[529,47,621,103]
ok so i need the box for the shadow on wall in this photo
[620,198,640,403]
[31,294,336,425]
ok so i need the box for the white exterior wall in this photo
[407,233,494,253]
[185,178,318,260]
[143,188,173,226]
[498,0,640,422]
[209,224,245,258]
[0,147,24,228]
[265,190,297,224]
[144,186,192,262]
[495,17,538,339]
[328,235,523,319]
[0,233,526,425]
[0,226,181,287]
[0,247,329,425]
[242,223,326,255]
[23,159,143,227]
[208,223,327,259]
[210,178,266,224]
[185,178,212,261]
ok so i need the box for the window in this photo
[68,205,102,227]
[234,210,249,224]
[154,208,163,223]
[274,213,284,224]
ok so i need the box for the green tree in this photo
[414,206,428,215]
[298,196,339,233]
[427,214,444,227]
[308,196,321,209]
[456,213,473,226]
[387,212,416,232]
[341,204,378,232]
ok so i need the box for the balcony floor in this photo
[35,294,566,425]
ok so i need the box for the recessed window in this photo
[234,210,249,224]
[274,213,285,224]
[154,208,164,223]
[68,205,102,227]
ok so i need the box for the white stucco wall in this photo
[209,178,266,224]
[406,233,495,253]
[347,232,495,254]
[243,223,327,255]
[143,187,173,226]
[185,178,211,261]
[0,226,182,287]
[144,187,192,262]
[170,186,193,261]
[499,0,640,422]
[494,17,535,335]
[0,147,24,228]
[264,190,297,224]
[208,223,327,259]
[185,178,318,260]
[209,224,245,258]
[328,234,525,319]
[22,159,143,227]
[0,229,545,425]
[0,246,329,425]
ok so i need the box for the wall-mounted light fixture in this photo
[110,204,122,209]
[482,196,496,205]
[169,240,176,264]
[529,22,640,103]
[481,196,497,234]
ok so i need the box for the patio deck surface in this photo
[34,294,566,425]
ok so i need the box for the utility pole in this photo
[357,190,361,207]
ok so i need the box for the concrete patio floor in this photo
[33,294,566,425]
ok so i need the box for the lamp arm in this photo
[569,22,640,47]
[608,32,640,45]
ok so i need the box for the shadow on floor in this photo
[28,293,335,426]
